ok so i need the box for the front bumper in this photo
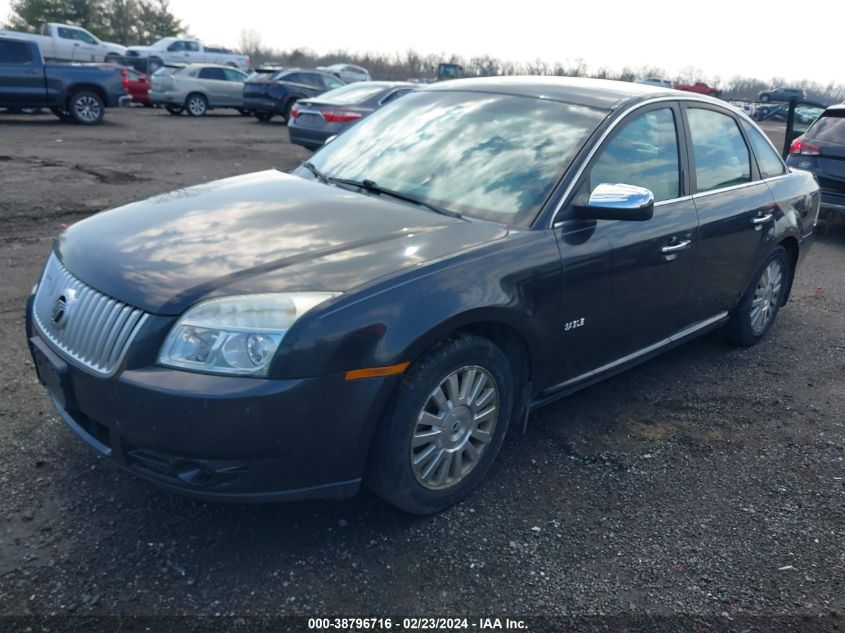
[26,301,392,502]
[244,96,283,114]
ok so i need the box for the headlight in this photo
[158,292,339,377]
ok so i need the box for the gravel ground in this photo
[0,108,843,627]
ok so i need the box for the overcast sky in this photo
[2,0,840,85]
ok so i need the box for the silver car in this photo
[318,63,370,83]
[150,63,249,116]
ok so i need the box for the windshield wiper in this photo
[301,161,330,185]
[330,177,463,219]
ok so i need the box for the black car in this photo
[288,81,414,150]
[759,87,806,103]
[243,68,345,122]
[26,77,819,514]
[787,103,845,221]
[0,36,130,124]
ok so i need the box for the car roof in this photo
[422,76,712,110]
[184,63,242,70]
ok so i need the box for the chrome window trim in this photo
[548,95,789,228]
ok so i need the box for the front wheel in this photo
[166,105,184,115]
[723,247,791,347]
[68,90,104,125]
[367,335,514,514]
[254,111,274,122]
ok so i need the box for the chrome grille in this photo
[33,253,148,376]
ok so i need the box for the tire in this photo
[149,57,163,73]
[254,111,274,122]
[185,93,208,117]
[166,105,184,115]
[760,94,770,103]
[68,90,104,125]
[104,53,122,64]
[723,246,791,347]
[367,334,514,514]
[282,100,294,125]
[236,108,250,116]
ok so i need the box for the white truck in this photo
[0,23,126,63]
[125,38,250,72]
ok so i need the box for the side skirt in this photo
[529,312,730,411]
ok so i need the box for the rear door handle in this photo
[661,240,692,254]
[752,213,774,225]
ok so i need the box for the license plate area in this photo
[31,337,73,410]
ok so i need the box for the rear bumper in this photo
[149,90,185,107]
[26,298,394,503]
[820,190,845,220]
[287,124,331,149]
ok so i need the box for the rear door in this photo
[197,66,227,104]
[0,40,46,106]
[682,103,776,320]
[222,67,246,105]
[552,103,700,381]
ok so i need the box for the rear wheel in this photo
[367,334,514,514]
[760,94,770,103]
[68,90,104,125]
[185,93,208,117]
[254,111,274,122]
[282,100,294,124]
[104,53,122,64]
[724,247,791,347]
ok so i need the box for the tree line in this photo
[4,0,184,45]
[239,30,845,105]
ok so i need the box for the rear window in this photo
[0,40,34,63]
[807,110,845,144]
[316,83,386,104]
[742,121,787,179]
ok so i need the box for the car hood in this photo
[103,41,127,53]
[56,170,507,315]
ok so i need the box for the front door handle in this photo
[661,240,692,254]
[752,213,774,225]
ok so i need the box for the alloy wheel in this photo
[750,260,783,334]
[411,365,499,490]
[74,96,101,123]
[188,96,206,116]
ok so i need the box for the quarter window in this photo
[742,121,787,178]
[589,107,681,203]
[687,108,751,192]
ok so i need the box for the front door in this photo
[551,103,699,383]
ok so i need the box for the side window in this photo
[742,121,787,179]
[0,40,34,63]
[57,27,74,40]
[589,107,681,203]
[282,72,304,84]
[167,41,183,52]
[199,67,225,80]
[75,30,97,44]
[322,75,344,90]
[186,41,200,52]
[687,108,751,192]
[223,68,245,82]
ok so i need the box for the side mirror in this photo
[577,183,654,221]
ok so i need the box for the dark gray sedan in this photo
[287,81,414,150]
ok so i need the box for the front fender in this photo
[274,230,563,390]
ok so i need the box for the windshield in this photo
[307,90,604,225]
[316,83,393,104]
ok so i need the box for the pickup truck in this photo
[125,38,250,72]
[674,81,722,97]
[0,23,126,64]
[0,37,130,124]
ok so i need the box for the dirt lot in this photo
[0,108,843,627]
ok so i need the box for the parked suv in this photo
[149,63,249,116]
[243,68,345,122]
[787,103,845,221]
[759,87,806,103]
[26,78,818,513]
